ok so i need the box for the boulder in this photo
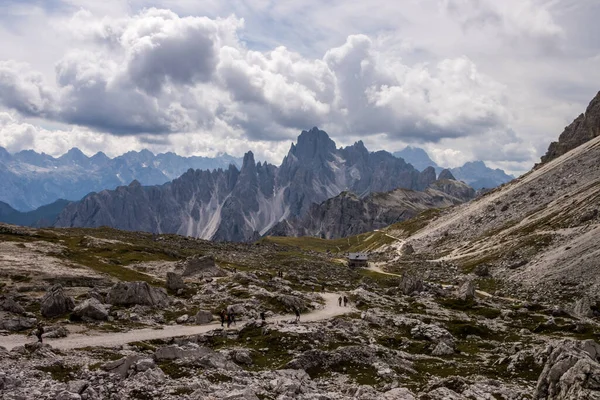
[572,296,594,319]
[432,341,455,356]
[55,391,81,400]
[166,272,186,291]
[0,316,37,332]
[534,339,600,400]
[411,323,455,347]
[176,314,189,324]
[194,310,213,325]
[67,380,89,395]
[106,282,170,307]
[400,274,424,295]
[41,285,75,318]
[71,298,109,321]
[42,325,68,339]
[179,255,226,278]
[87,289,105,303]
[473,264,490,277]
[457,280,475,301]
[101,355,143,378]
[232,349,253,365]
[0,296,26,314]
[402,244,415,255]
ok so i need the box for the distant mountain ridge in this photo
[267,173,475,239]
[0,148,243,211]
[392,147,514,189]
[54,128,451,242]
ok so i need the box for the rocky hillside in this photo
[2,221,600,399]
[54,128,438,242]
[268,173,475,239]
[0,147,242,211]
[541,90,600,164]
[0,199,70,227]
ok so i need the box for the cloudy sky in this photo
[0,0,599,174]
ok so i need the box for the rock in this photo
[232,349,253,365]
[55,391,82,400]
[42,325,68,339]
[71,298,109,321]
[572,296,595,318]
[457,280,475,301]
[0,296,26,314]
[473,264,490,277]
[67,380,89,395]
[41,284,75,318]
[411,323,455,346]
[87,289,105,303]
[0,316,37,332]
[179,255,226,278]
[176,314,189,324]
[382,388,416,400]
[134,358,156,372]
[507,260,528,270]
[101,355,143,378]
[402,243,415,255]
[432,341,455,356]
[194,310,213,325]
[154,344,240,371]
[534,339,600,400]
[106,281,170,307]
[580,209,598,223]
[223,389,260,400]
[166,272,186,291]
[400,274,424,295]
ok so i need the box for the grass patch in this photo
[36,364,81,382]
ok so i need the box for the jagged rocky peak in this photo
[438,169,456,181]
[417,166,437,190]
[289,127,337,162]
[541,90,600,164]
[240,151,257,174]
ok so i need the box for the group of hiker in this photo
[219,309,237,328]
[338,295,349,307]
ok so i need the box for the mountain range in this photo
[267,169,475,239]
[392,147,514,189]
[0,147,242,211]
[53,128,470,242]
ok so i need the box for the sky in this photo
[0,0,599,175]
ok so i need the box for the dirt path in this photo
[367,264,520,302]
[0,293,354,351]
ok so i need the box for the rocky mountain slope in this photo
[54,128,439,242]
[0,147,242,211]
[393,147,514,189]
[268,172,475,239]
[541,90,600,164]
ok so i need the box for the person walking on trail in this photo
[293,307,300,322]
[260,311,266,324]
[228,311,236,327]
[343,296,349,307]
[220,310,227,327]
[35,323,44,343]
[338,296,342,307]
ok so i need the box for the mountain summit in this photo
[55,128,439,242]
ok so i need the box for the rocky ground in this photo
[1,224,600,399]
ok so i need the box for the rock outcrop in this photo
[106,282,170,308]
[0,296,25,314]
[71,298,109,321]
[457,280,476,301]
[179,256,224,278]
[41,285,75,318]
[165,272,186,291]
[534,339,600,400]
[541,91,600,164]
[193,310,213,325]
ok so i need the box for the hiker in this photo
[343,296,348,307]
[338,296,342,307]
[35,323,44,343]
[321,283,325,292]
[260,311,266,323]
[220,310,226,327]
[228,311,236,326]
[293,307,300,322]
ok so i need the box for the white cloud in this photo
[0,0,598,175]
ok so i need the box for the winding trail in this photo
[0,293,354,351]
